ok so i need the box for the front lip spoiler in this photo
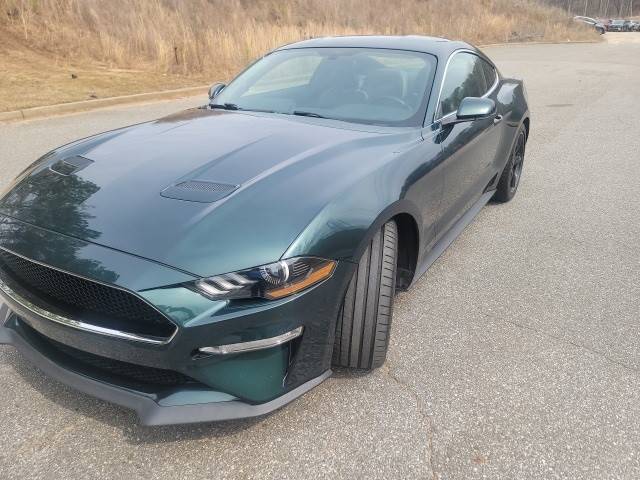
[0,310,331,425]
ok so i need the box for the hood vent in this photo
[160,180,238,203]
[49,156,94,176]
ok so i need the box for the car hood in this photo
[0,108,417,277]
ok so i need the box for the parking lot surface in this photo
[1,39,640,479]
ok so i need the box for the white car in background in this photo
[573,16,606,34]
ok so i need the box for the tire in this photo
[493,124,527,203]
[332,220,398,370]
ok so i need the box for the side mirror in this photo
[442,97,496,126]
[208,83,226,100]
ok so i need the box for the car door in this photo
[435,52,503,236]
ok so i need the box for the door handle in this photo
[493,114,503,125]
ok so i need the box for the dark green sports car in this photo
[0,36,529,425]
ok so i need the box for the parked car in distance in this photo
[608,19,627,32]
[0,35,530,425]
[573,16,606,34]
[628,21,640,32]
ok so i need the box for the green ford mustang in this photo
[0,36,529,425]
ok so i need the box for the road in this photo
[1,38,640,480]
[604,31,640,44]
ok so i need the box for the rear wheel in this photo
[493,125,527,203]
[332,220,398,370]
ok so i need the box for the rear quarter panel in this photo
[493,77,530,171]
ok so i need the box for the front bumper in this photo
[0,281,340,425]
[0,217,354,425]
[0,304,330,425]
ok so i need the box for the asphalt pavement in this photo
[1,38,640,480]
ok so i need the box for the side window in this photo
[439,53,488,117]
[481,59,497,89]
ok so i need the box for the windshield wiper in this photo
[210,103,275,114]
[210,103,240,110]
[291,110,328,119]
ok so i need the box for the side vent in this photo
[160,180,238,203]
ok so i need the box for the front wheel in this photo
[332,220,398,370]
[493,125,527,203]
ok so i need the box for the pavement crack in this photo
[498,317,640,375]
[383,364,437,480]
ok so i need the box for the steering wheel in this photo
[374,96,412,111]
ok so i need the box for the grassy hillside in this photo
[0,0,597,112]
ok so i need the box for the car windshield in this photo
[213,47,437,127]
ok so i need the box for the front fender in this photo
[284,129,443,264]
[284,195,423,264]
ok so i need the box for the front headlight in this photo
[192,257,336,301]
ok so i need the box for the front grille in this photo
[0,249,176,338]
[28,325,194,386]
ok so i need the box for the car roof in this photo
[274,35,474,59]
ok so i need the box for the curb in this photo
[0,85,208,124]
[0,110,25,122]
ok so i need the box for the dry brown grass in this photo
[0,0,597,111]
